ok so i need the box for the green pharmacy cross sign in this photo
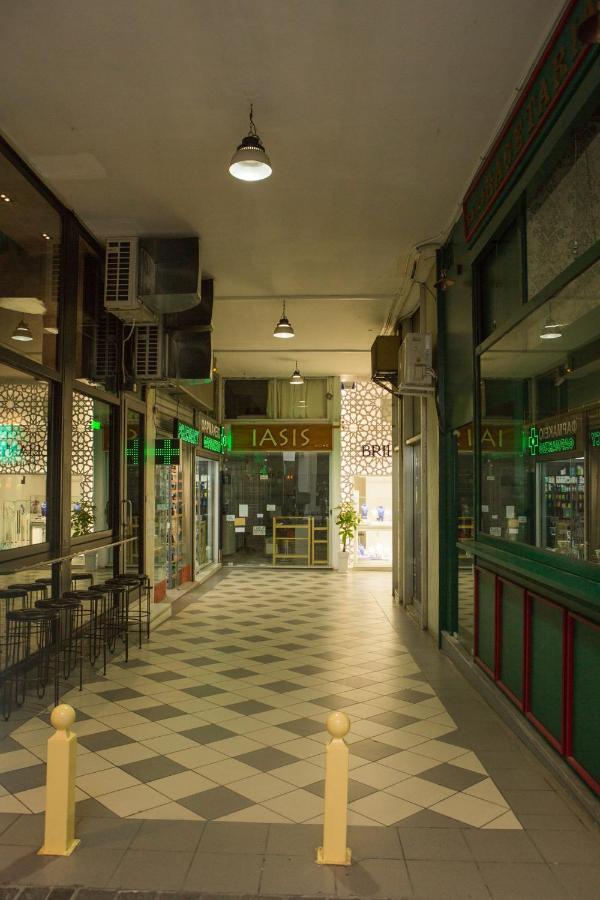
[202,427,232,455]
[126,438,141,465]
[526,425,575,457]
[590,429,600,448]
[154,439,181,465]
[527,426,539,456]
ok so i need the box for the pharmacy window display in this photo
[478,259,600,566]
[0,365,50,550]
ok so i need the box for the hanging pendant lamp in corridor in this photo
[290,363,304,385]
[273,300,295,339]
[229,104,272,182]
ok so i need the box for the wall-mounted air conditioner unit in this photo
[104,238,157,323]
[398,333,435,395]
[133,323,164,381]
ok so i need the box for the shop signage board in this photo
[230,423,333,452]
[175,420,200,446]
[589,429,600,447]
[463,0,596,242]
[455,423,519,452]
[525,414,584,459]
[199,416,230,454]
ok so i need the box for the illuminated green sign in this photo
[126,438,141,465]
[0,424,22,463]
[153,439,180,465]
[176,421,200,446]
[201,427,231,455]
[90,419,102,430]
[539,436,575,455]
[590,429,600,448]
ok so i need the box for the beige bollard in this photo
[316,711,352,866]
[38,704,80,857]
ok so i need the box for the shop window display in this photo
[0,154,61,370]
[478,258,600,565]
[354,475,392,566]
[70,393,112,536]
[0,364,49,551]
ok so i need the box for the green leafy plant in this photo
[71,500,96,537]
[335,501,360,552]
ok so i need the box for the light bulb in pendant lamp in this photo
[229,104,272,182]
[273,299,295,339]
[539,305,566,341]
[290,363,304,385]
[11,319,33,342]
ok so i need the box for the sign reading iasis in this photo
[230,423,333,452]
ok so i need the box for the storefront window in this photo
[195,457,217,576]
[478,258,600,565]
[0,364,49,551]
[222,452,330,566]
[454,424,475,653]
[0,154,61,369]
[527,108,600,299]
[225,378,328,419]
[71,394,112,536]
[124,409,143,574]
[478,219,524,341]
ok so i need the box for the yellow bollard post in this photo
[316,710,352,866]
[38,704,80,857]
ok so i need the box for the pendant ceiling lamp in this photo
[229,104,272,182]
[539,305,566,340]
[11,319,33,342]
[290,362,304,385]
[273,299,295,339]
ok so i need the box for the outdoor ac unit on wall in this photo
[104,238,157,323]
[133,323,164,380]
[398,333,435,395]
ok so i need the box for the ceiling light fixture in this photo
[11,319,33,342]
[290,362,304,385]
[43,326,59,335]
[434,269,455,291]
[539,304,566,340]
[42,233,51,240]
[273,299,295,339]
[577,1,600,43]
[229,104,272,182]
[0,193,10,203]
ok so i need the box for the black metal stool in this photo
[2,607,60,720]
[98,581,130,662]
[71,572,94,590]
[36,598,83,690]
[106,575,150,648]
[8,582,48,606]
[63,588,115,674]
[34,577,54,592]
[0,588,29,673]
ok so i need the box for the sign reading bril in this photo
[463,0,596,243]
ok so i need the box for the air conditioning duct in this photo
[371,335,400,384]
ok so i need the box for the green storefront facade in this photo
[437,0,600,797]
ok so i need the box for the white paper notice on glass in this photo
[257,513,264,519]
[509,528,519,534]
[491,514,499,520]
[481,505,489,512]
[266,504,276,512]
[283,451,295,462]
[238,504,249,517]
[235,527,245,533]
[506,505,515,518]
[226,514,235,522]
[253,525,266,536]
[518,515,527,523]
[490,526,502,536]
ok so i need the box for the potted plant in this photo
[335,501,360,573]
[71,500,96,537]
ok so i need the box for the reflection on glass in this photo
[71,394,112,535]
[125,409,142,574]
[0,364,49,551]
[195,458,215,576]
[0,154,61,369]
[454,425,475,652]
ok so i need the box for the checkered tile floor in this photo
[0,570,520,828]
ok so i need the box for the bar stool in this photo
[97,581,130,662]
[34,577,54,592]
[9,582,48,606]
[63,588,114,674]
[106,575,150,648]
[35,598,83,690]
[71,573,94,590]
[0,588,29,671]
[2,607,59,720]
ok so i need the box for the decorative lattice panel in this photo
[71,393,95,504]
[340,380,393,505]
[0,383,49,473]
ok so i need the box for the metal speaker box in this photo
[371,335,400,383]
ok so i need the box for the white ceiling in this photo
[0,0,566,378]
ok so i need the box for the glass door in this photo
[124,408,144,574]
[195,457,217,577]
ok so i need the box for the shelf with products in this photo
[541,459,585,558]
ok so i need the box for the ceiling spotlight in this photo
[273,299,295,339]
[0,193,10,203]
[11,319,33,342]
[434,269,455,291]
[290,363,304,385]
[539,305,566,340]
[577,1,600,43]
[42,233,51,240]
[229,104,272,182]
